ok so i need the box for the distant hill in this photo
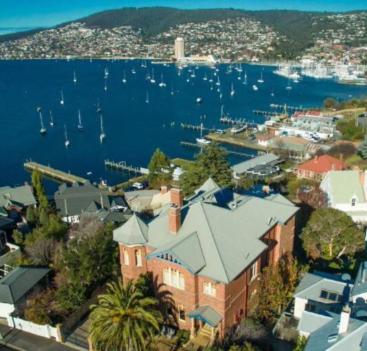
[0,7,366,57]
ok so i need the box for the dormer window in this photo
[203,281,216,297]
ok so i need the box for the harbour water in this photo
[0,59,366,190]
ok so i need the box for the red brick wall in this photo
[119,244,148,282]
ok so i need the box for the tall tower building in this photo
[174,37,185,61]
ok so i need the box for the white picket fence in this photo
[7,315,61,341]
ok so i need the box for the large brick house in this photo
[113,179,298,340]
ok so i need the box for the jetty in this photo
[180,123,217,132]
[219,116,247,125]
[180,141,255,158]
[104,160,149,175]
[206,133,267,152]
[24,161,88,184]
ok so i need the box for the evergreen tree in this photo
[26,206,37,225]
[358,138,367,160]
[180,144,232,195]
[148,148,171,187]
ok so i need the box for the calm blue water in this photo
[0,60,366,191]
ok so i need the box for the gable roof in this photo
[0,266,50,304]
[323,171,365,204]
[231,153,280,175]
[297,155,346,174]
[114,180,298,283]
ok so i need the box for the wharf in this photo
[206,133,267,152]
[104,160,149,175]
[24,161,88,184]
[180,141,255,158]
[180,123,217,132]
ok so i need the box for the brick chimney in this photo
[169,188,183,234]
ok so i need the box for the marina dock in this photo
[180,141,255,158]
[206,133,268,151]
[180,123,217,132]
[24,161,88,184]
[104,160,149,175]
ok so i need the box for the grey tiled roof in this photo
[188,305,222,327]
[0,185,36,209]
[231,153,280,175]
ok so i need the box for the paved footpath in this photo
[0,325,76,351]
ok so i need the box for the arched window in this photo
[123,249,129,266]
[351,197,357,207]
[135,249,142,267]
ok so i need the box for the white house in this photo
[320,170,367,223]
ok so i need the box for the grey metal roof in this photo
[0,185,36,209]
[295,271,352,305]
[352,261,367,298]
[188,305,222,327]
[231,153,280,175]
[0,266,50,304]
[113,213,148,245]
[114,179,298,283]
[54,182,126,217]
[305,313,367,351]
[297,310,333,335]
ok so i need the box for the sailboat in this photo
[150,69,156,84]
[104,80,107,91]
[196,123,211,145]
[104,67,109,79]
[77,110,83,131]
[99,114,106,143]
[286,79,292,90]
[122,71,127,84]
[252,84,259,91]
[216,76,221,86]
[49,110,54,127]
[257,70,264,84]
[39,110,46,134]
[243,72,248,85]
[230,83,235,96]
[203,73,208,81]
[73,71,77,84]
[145,91,150,104]
[64,125,70,148]
[159,74,166,87]
[60,90,64,105]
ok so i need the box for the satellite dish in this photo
[342,273,351,281]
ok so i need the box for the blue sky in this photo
[1,0,366,28]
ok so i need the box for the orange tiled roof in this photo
[297,154,346,174]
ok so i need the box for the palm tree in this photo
[89,279,162,351]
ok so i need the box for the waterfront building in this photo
[296,155,346,181]
[113,178,298,341]
[174,37,185,61]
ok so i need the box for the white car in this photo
[132,182,144,190]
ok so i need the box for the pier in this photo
[104,160,149,175]
[180,141,255,158]
[24,161,88,184]
[180,123,217,132]
[219,116,247,125]
[206,133,267,152]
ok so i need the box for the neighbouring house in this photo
[113,178,298,341]
[290,260,367,350]
[0,185,37,220]
[256,134,273,147]
[320,170,367,223]
[231,153,282,179]
[0,266,50,320]
[54,181,128,224]
[296,155,346,181]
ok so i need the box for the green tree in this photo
[323,98,338,109]
[301,208,364,261]
[56,280,87,312]
[24,289,55,325]
[294,336,307,351]
[148,148,171,188]
[26,206,37,225]
[358,138,367,160]
[180,144,232,195]
[12,229,24,246]
[89,280,162,351]
[336,119,364,141]
[31,170,49,210]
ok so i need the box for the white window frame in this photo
[249,261,257,281]
[123,249,130,266]
[135,249,142,267]
[203,281,216,297]
[178,305,186,322]
[162,267,185,290]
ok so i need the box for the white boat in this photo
[231,124,247,134]
[196,123,211,145]
[230,83,235,96]
[64,125,70,148]
[145,91,150,104]
[77,110,83,131]
[257,71,264,83]
[215,77,221,86]
[100,114,106,143]
[73,71,77,84]
[122,71,127,84]
[159,74,166,87]
[39,110,46,134]
[203,73,208,81]
[243,72,248,85]
[131,68,136,75]
[104,81,107,91]
[49,110,54,127]
[60,90,64,105]
[252,85,258,91]
[274,65,300,80]
[150,69,156,84]
[104,67,109,79]
[196,97,203,104]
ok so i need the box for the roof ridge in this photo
[198,202,231,282]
